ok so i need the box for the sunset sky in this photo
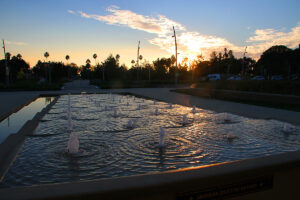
[1,0,300,67]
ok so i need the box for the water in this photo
[0,97,55,144]
[1,94,300,188]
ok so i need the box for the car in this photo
[227,75,241,80]
[207,74,221,81]
[290,74,299,80]
[271,75,283,80]
[251,76,265,80]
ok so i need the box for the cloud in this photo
[246,22,300,56]
[71,6,300,61]
[5,40,27,46]
[67,9,76,15]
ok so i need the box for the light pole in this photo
[136,41,140,81]
[172,26,178,84]
[2,40,9,86]
[242,46,247,78]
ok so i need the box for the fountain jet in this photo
[192,106,196,114]
[127,119,135,129]
[283,123,293,133]
[182,114,188,125]
[66,95,79,154]
[67,133,79,154]
[158,127,166,148]
[155,108,159,116]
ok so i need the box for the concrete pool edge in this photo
[0,150,299,200]
[0,96,59,181]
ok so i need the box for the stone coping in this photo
[0,150,299,200]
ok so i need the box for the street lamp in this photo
[172,26,178,84]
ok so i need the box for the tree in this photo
[44,52,49,61]
[44,52,50,83]
[5,52,11,61]
[16,53,22,60]
[65,55,70,63]
[86,59,91,65]
[93,53,97,66]
[256,45,292,77]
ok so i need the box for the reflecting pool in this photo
[1,94,299,187]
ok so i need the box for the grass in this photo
[90,80,189,89]
[0,80,62,91]
[172,88,300,112]
[193,80,300,96]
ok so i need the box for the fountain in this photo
[137,104,142,110]
[217,113,232,123]
[192,106,196,114]
[157,127,166,148]
[66,95,79,154]
[182,114,189,125]
[104,105,109,111]
[113,109,118,118]
[155,108,159,116]
[126,119,135,129]
[3,93,300,190]
[283,123,293,133]
[226,132,237,140]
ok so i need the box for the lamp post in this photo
[2,40,9,86]
[242,46,247,79]
[136,41,140,81]
[172,26,178,84]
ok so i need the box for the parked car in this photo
[291,74,299,80]
[207,74,221,81]
[251,76,265,80]
[271,75,283,80]
[227,75,241,80]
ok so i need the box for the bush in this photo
[194,80,300,95]
[0,80,62,91]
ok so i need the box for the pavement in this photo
[1,80,300,125]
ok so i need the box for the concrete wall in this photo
[0,150,299,200]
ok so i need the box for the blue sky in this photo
[1,0,300,67]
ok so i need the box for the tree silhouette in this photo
[93,53,97,66]
[86,59,91,65]
[65,55,70,63]
[44,52,49,62]
[16,53,22,60]
[5,52,11,61]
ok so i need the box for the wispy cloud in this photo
[5,40,27,46]
[70,6,300,61]
[67,9,76,15]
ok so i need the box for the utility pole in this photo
[242,46,247,78]
[2,39,9,86]
[136,41,140,81]
[172,26,178,84]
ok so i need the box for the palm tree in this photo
[65,55,70,63]
[93,53,97,66]
[44,52,49,62]
[131,60,135,67]
[44,52,50,83]
[65,55,70,79]
[16,53,22,60]
[5,52,11,61]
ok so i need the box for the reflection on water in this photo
[0,97,55,144]
[1,94,300,188]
